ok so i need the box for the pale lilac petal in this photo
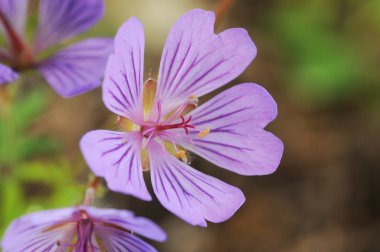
[177,84,284,175]
[95,227,158,252]
[80,130,151,201]
[1,207,77,252]
[102,17,145,123]
[147,140,245,227]
[0,63,18,84]
[37,38,113,98]
[0,0,29,37]
[33,0,104,52]
[84,206,166,242]
[155,9,256,115]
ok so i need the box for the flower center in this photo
[118,78,211,166]
[45,209,100,251]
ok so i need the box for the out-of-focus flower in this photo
[1,206,166,251]
[0,0,113,98]
[80,9,284,226]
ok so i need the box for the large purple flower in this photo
[0,0,113,98]
[80,9,284,226]
[1,206,166,251]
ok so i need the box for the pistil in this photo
[155,115,195,135]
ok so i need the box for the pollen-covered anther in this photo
[174,150,186,159]
[188,95,198,106]
[198,127,210,138]
[141,148,150,171]
[175,150,189,164]
[142,164,150,172]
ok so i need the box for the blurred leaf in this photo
[0,178,25,235]
[0,88,59,165]
[0,160,84,236]
[13,89,46,130]
[272,2,361,105]
[15,161,83,206]
[19,136,59,159]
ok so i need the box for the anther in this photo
[198,128,210,138]
[175,150,186,159]
[175,150,189,164]
[188,95,198,106]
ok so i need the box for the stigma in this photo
[155,115,195,134]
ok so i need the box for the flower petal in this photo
[147,140,245,227]
[102,17,145,123]
[84,206,166,242]
[1,207,77,252]
[0,63,18,84]
[37,38,113,98]
[80,130,151,201]
[155,9,256,115]
[178,83,284,175]
[0,0,29,37]
[33,0,104,52]
[96,228,158,252]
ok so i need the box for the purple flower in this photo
[0,0,113,98]
[80,9,284,226]
[1,206,166,251]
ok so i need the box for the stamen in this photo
[164,95,198,124]
[142,133,154,148]
[171,140,179,152]
[142,78,157,117]
[198,128,210,138]
[175,150,189,164]
[43,221,76,232]
[174,150,186,159]
[188,95,198,106]
[156,99,162,123]
[141,148,150,171]
[158,135,166,152]
[118,116,140,132]
[164,103,188,123]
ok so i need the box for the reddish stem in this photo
[215,0,235,28]
[84,177,101,206]
[0,10,33,66]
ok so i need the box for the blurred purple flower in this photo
[1,206,166,251]
[0,0,113,98]
[80,9,284,226]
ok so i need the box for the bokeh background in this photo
[1,0,380,251]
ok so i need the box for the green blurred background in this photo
[1,0,380,251]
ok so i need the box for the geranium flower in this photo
[0,0,112,98]
[80,9,284,226]
[1,206,166,251]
